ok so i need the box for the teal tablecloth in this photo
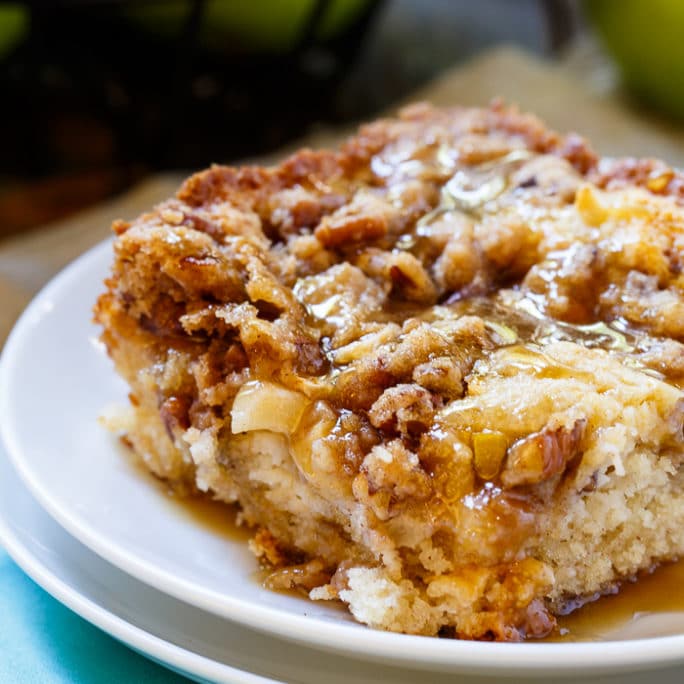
[0,548,192,683]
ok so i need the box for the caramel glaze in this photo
[173,494,251,543]
[259,558,684,641]
[121,437,684,641]
[552,560,684,641]
[168,483,684,641]
[118,438,251,543]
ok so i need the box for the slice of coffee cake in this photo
[95,102,684,640]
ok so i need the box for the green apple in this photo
[0,3,28,59]
[123,1,191,38]
[201,0,319,52]
[125,0,371,53]
[585,0,684,119]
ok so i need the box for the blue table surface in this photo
[0,547,193,683]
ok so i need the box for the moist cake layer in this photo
[95,102,684,641]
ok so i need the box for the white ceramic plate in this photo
[2,440,578,684]
[5,449,684,684]
[3,240,684,677]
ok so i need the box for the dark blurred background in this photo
[6,0,684,238]
[0,0,588,236]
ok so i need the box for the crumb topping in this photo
[96,101,684,640]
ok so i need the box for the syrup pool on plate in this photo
[553,560,684,641]
[118,411,684,643]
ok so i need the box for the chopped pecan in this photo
[600,272,684,340]
[159,395,192,439]
[638,338,684,381]
[269,186,346,235]
[353,439,432,520]
[389,252,438,304]
[354,248,437,303]
[314,191,392,248]
[500,419,587,488]
[412,356,464,399]
[523,244,601,324]
[368,383,439,436]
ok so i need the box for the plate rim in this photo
[3,238,684,676]
[0,461,280,684]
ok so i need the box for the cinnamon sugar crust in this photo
[95,102,684,640]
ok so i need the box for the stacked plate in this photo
[2,241,684,683]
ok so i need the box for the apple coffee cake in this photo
[95,102,684,641]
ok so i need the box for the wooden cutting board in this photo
[3,46,684,345]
